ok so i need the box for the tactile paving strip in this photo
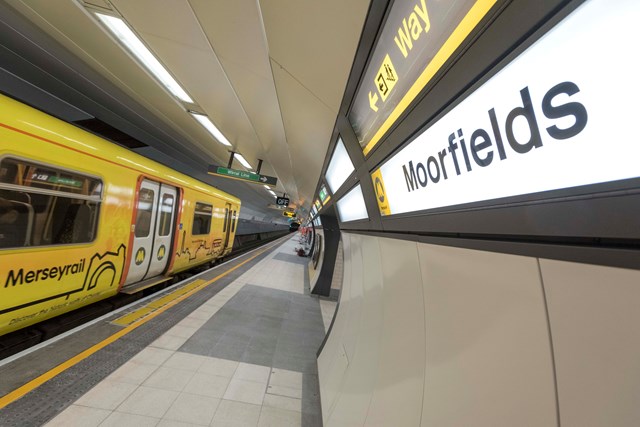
[0,241,285,427]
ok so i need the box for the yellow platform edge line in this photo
[0,240,283,409]
[113,279,206,325]
[111,307,155,326]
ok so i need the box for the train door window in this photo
[193,202,212,235]
[223,208,229,232]
[0,157,102,249]
[134,188,154,237]
[231,210,237,232]
[158,194,174,236]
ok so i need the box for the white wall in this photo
[318,233,640,426]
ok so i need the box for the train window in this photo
[231,210,236,232]
[158,194,174,236]
[135,188,154,238]
[0,157,102,249]
[193,202,212,235]
[223,208,229,233]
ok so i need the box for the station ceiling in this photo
[0,0,372,220]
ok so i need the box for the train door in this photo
[222,202,233,253]
[144,184,177,278]
[125,179,177,285]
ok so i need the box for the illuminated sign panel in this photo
[325,138,354,193]
[337,185,369,223]
[349,0,497,155]
[319,185,330,204]
[372,0,640,216]
[314,199,322,211]
[276,197,289,206]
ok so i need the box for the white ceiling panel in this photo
[270,60,338,205]
[260,0,371,113]
[2,0,371,215]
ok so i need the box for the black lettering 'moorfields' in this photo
[542,81,588,140]
[403,161,419,192]
[505,86,543,154]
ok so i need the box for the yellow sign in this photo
[371,169,391,216]
[135,247,145,265]
[363,0,497,155]
[347,0,498,156]
[156,245,166,261]
[375,54,398,102]
[283,211,296,218]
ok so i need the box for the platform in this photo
[0,235,337,427]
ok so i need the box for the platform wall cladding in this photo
[313,0,640,425]
[317,233,640,426]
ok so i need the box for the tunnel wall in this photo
[317,232,640,426]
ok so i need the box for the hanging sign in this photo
[208,165,277,186]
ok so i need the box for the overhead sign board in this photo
[372,0,640,216]
[283,211,297,218]
[349,0,497,155]
[276,197,289,206]
[208,165,277,186]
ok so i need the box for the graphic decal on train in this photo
[0,244,126,316]
[135,247,146,265]
[157,245,166,261]
[175,235,224,262]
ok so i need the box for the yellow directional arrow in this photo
[368,91,379,112]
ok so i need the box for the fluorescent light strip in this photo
[189,112,232,146]
[263,185,270,189]
[268,190,277,196]
[234,153,252,170]
[95,13,193,104]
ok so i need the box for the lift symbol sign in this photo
[369,55,398,112]
[376,54,398,101]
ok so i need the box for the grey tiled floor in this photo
[45,236,329,427]
[182,285,325,373]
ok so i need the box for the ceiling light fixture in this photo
[95,13,194,104]
[234,153,252,170]
[189,112,232,146]
[268,190,277,197]
[263,185,270,189]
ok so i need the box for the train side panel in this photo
[0,103,136,334]
[170,188,240,273]
[0,95,240,336]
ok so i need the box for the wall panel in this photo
[541,260,640,427]
[417,244,556,426]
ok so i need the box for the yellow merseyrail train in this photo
[0,94,240,337]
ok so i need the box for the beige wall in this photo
[318,233,640,426]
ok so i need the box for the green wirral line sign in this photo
[207,165,278,187]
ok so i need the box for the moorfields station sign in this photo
[372,0,640,216]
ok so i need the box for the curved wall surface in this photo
[318,232,640,426]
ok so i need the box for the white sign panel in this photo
[337,184,369,223]
[372,0,640,216]
[325,137,354,194]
